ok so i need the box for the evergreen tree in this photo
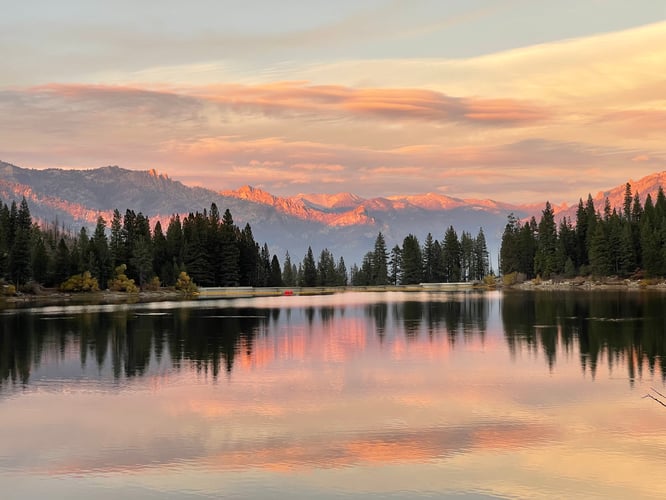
[182,214,210,286]
[317,248,337,286]
[618,221,636,276]
[389,245,402,285]
[8,198,32,285]
[471,228,489,281]
[442,226,461,282]
[110,209,124,268]
[500,213,521,275]
[336,256,348,286]
[534,201,558,278]
[589,220,611,276]
[90,216,112,289]
[152,221,169,286]
[459,231,474,281]
[354,252,374,286]
[372,232,389,285]
[238,223,258,286]
[401,234,422,284]
[31,233,49,285]
[623,183,633,222]
[165,214,184,285]
[431,240,446,282]
[53,238,71,285]
[574,199,588,267]
[257,243,271,287]
[269,255,283,287]
[219,209,240,286]
[301,247,317,286]
[422,233,436,283]
[130,236,154,288]
[556,218,576,275]
[282,251,295,286]
[640,197,661,277]
[206,203,223,285]
[0,202,9,277]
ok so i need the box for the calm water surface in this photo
[1,291,666,499]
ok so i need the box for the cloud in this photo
[2,21,666,202]
[190,82,548,126]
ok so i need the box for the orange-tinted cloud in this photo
[192,82,549,125]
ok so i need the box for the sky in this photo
[1,0,665,203]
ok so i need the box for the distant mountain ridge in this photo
[2,160,664,264]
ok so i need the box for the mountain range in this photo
[1,160,664,266]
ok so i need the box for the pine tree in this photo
[0,202,9,277]
[336,256,348,286]
[442,226,461,282]
[317,248,337,286]
[459,231,474,281]
[161,215,183,285]
[618,222,636,276]
[219,209,240,286]
[534,201,558,278]
[372,232,388,285]
[301,247,317,286]
[152,221,169,286]
[53,238,71,285]
[8,198,32,286]
[623,183,633,222]
[471,228,489,281]
[182,214,210,286]
[257,243,271,287]
[90,216,112,289]
[401,234,422,284]
[269,255,283,286]
[31,233,49,285]
[110,209,124,268]
[389,245,402,285]
[500,213,521,275]
[282,251,295,286]
[589,222,611,276]
[422,233,436,283]
[238,223,258,286]
[432,240,446,282]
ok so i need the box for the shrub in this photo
[483,274,497,288]
[502,272,518,286]
[60,271,100,293]
[2,284,16,296]
[144,276,161,291]
[175,271,198,295]
[109,264,139,293]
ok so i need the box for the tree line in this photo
[0,199,286,291]
[0,197,491,292]
[500,183,666,279]
[350,228,490,286]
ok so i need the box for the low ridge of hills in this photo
[1,160,664,264]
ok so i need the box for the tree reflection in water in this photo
[3,291,664,391]
[502,291,666,384]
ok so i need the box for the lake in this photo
[1,290,666,499]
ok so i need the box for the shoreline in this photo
[507,277,666,291]
[2,278,665,308]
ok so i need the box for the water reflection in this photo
[2,291,666,499]
[1,292,492,390]
[0,308,268,389]
[502,291,666,383]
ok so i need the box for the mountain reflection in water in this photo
[2,291,666,499]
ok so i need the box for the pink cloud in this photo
[195,82,549,125]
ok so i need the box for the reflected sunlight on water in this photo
[1,290,666,498]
